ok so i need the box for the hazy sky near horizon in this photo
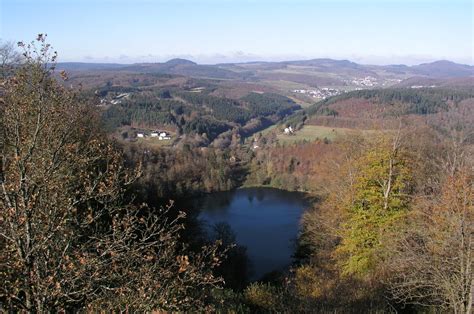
[1,0,473,65]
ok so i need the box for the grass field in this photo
[135,137,175,148]
[114,136,175,149]
[276,125,377,144]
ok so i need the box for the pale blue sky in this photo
[1,0,473,65]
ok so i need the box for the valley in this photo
[62,57,473,150]
[3,36,473,312]
[2,0,473,310]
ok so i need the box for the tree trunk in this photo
[464,278,473,314]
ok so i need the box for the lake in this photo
[196,187,309,280]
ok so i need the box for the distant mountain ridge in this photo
[411,60,474,78]
[57,58,474,81]
[56,62,126,71]
[164,58,197,66]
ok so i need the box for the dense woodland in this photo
[311,87,474,115]
[124,144,246,201]
[1,38,473,313]
[281,87,474,132]
[102,85,300,143]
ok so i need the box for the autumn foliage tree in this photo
[295,125,473,312]
[334,132,414,277]
[0,35,225,312]
[387,143,473,313]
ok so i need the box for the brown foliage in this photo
[387,154,473,313]
[0,36,225,312]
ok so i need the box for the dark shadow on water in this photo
[196,187,309,281]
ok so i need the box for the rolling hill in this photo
[58,58,473,83]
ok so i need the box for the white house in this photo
[137,133,145,138]
[150,132,159,137]
[116,93,130,99]
[158,132,171,140]
[284,126,294,134]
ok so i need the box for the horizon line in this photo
[56,57,474,67]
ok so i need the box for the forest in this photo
[101,85,300,142]
[1,37,473,313]
[310,87,474,115]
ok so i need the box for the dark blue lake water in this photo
[196,187,309,280]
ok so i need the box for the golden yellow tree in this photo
[334,133,413,277]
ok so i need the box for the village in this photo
[349,76,378,87]
[135,130,172,140]
[292,87,343,99]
